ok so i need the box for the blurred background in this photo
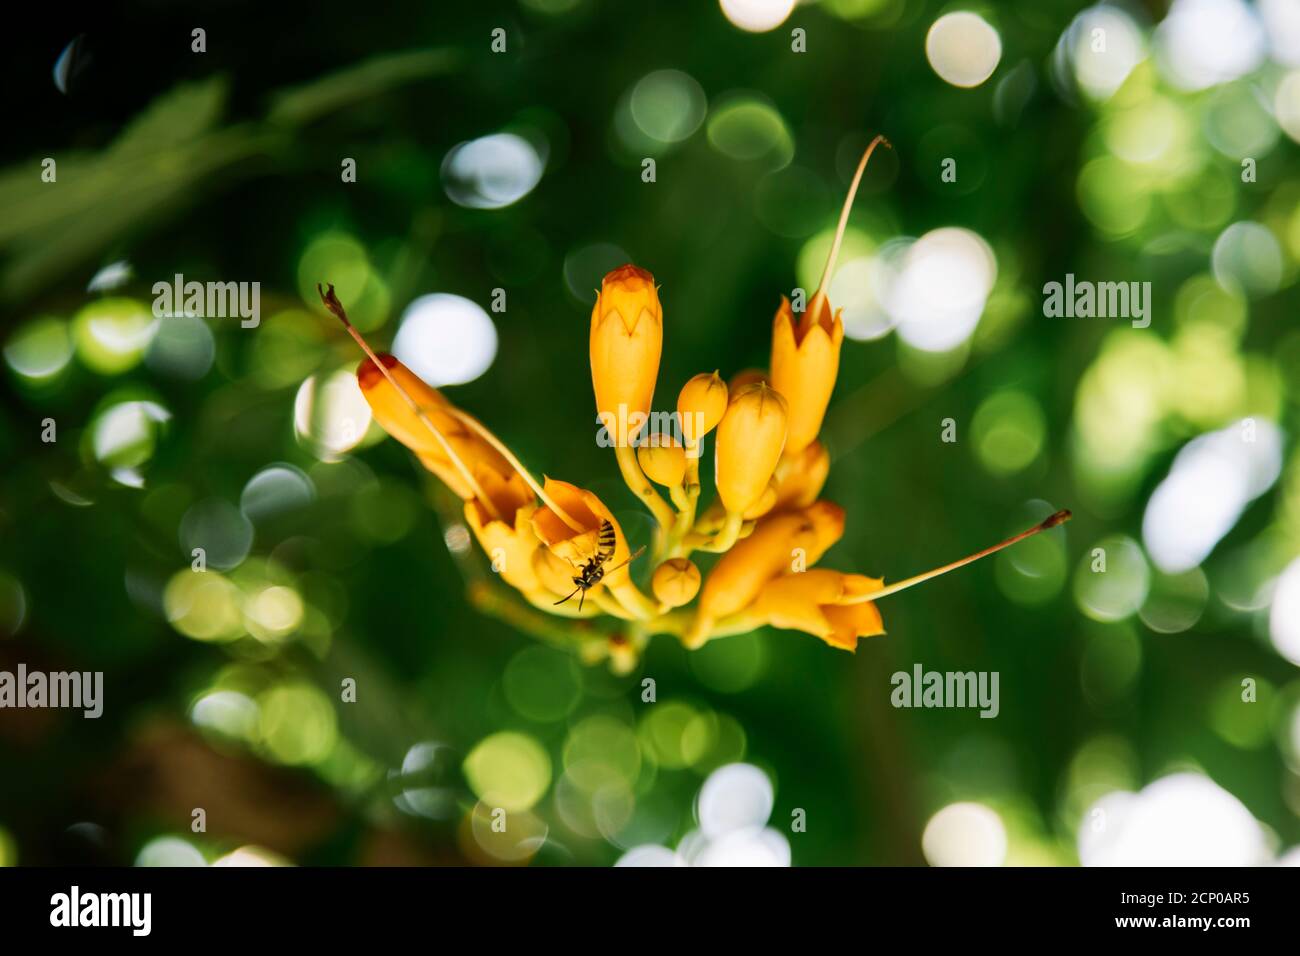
[2,0,1300,866]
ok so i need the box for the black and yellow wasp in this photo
[553,519,645,611]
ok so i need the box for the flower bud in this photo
[637,433,687,488]
[590,264,663,446]
[677,372,728,446]
[714,382,787,514]
[769,295,844,455]
[652,558,701,608]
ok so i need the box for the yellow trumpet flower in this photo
[591,264,676,536]
[531,477,657,619]
[769,295,844,456]
[754,570,886,651]
[590,264,662,447]
[770,134,890,455]
[317,138,1075,670]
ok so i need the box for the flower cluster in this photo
[323,136,1067,671]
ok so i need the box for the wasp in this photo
[553,519,645,611]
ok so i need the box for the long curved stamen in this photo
[843,510,1072,604]
[807,134,891,322]
[317,283,500,521]
[446,408,587,534]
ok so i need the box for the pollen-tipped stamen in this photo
[843,510,1072,604]
[807,134,891,323]
[317,283,501,522]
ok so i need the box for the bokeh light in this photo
[926,12,1002,89]
[1212,221,1284,297]
[1074,535,1150,622]
[922,802,1007,867]
[4,317,73,382]
[1055,5,1146,102]
[1079,773,1271,866]
[882,227,997,352]
[294,367,373,460]
[190,689,260,740]
[464,731,551,812]
[442,133,544,210]
[146,314,215,380]
[697,762,772,837]
[135,836,207,867]
[179,497,255,571]
[393,742,458,820]
[1261,0,1300,65]
[392,293,498,387]
[240,464,315,524]
[627,69,707,148]
[72,297,155,374]
[91,399,170,472]
[971,390,1045,476]
[165,569,243,642]
[258,682,338,765]
[1142,419,1282,573]
[618,763,788,866]
[718,0,796,33]
[1155,0,1266,91]
[707,94,794,168]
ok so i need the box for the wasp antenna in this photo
[605,545,648,576]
